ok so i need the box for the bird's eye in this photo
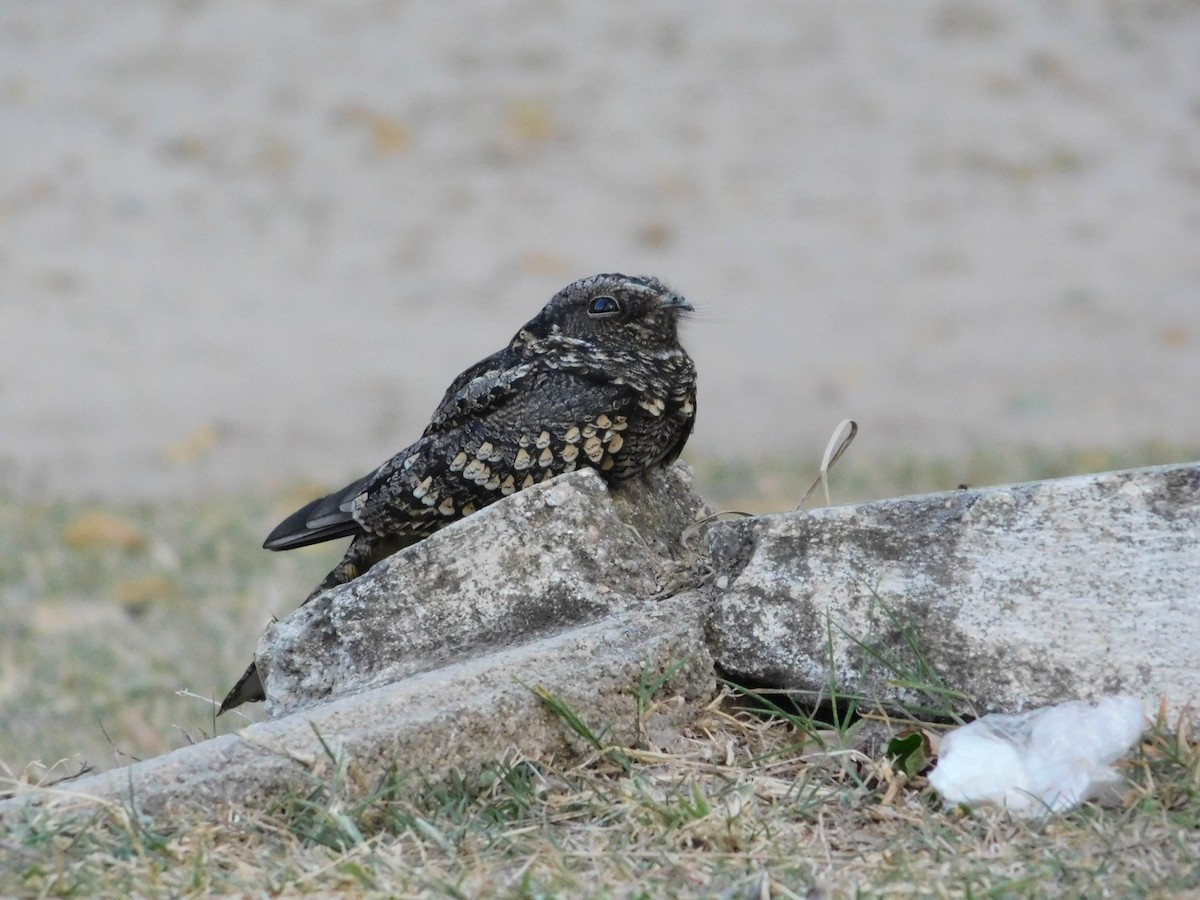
[587,295,622,317]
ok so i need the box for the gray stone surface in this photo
[1,595,712,821]
[707,462,1200,715]
[259,463,711,716]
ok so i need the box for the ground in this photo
[1,0,1197,500]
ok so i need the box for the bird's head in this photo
[512,274,694,359]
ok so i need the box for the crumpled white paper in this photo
[928,695,1146,816]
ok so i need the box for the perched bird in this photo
[219,273,697,713]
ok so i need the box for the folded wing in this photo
[262,472,373,550]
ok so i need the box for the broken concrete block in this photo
[260,463,711,717]
[707,462,1200,714]
[0,595,712,821]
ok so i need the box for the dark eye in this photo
[587,295,621,317]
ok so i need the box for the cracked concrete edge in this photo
[0,594,713,822]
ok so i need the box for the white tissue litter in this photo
[928,695,1146,816]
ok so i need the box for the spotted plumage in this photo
[218,273,697,713]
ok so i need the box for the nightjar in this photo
[219,273,697,713]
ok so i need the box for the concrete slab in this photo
[1,595,712,821]
[707,462,1200,715]
[259,464,711,716]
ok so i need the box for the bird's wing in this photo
[353,371,639,533]
[262,471,373,550]
[261,351,538,551]
[423,348,538,434]
[660,407,694,467]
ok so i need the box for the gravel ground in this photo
[2,0,1198,500]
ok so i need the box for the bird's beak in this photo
[616,276,694,314]
[661,292,694,314]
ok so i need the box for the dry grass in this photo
[1,448,1198,896]
[0,490,335,775]
[3,693,1198,897]
[695,440,1199,515]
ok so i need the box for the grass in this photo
[695,440,1199,514]
[0,488,340,775]
[0,446,1198,896]
[3,692,1197,897]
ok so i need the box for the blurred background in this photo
[1,1,1197,774]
